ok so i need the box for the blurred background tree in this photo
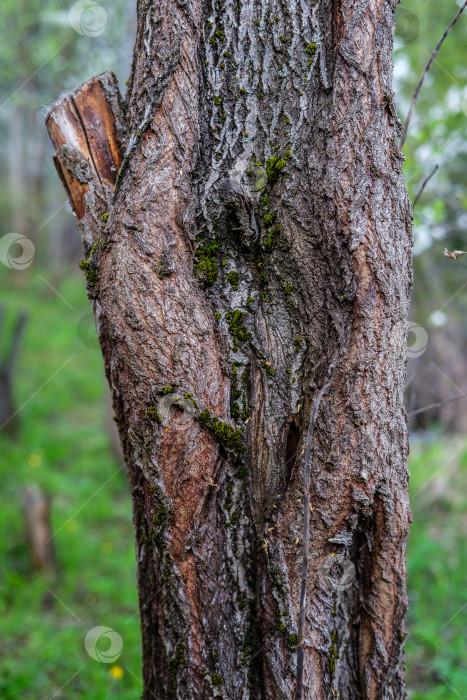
[0,1,466,698]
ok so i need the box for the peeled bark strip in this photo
[47,0,412,698]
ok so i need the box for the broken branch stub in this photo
[46,72,124,227]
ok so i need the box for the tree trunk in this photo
[0,308,27,438]
[46,0,412,697]
[22,485,56,571]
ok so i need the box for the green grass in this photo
[0,268,141,699]
[407,436,467,699]
[1,267,466,698]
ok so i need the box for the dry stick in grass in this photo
[400,0,467,149]
[296,364,335,700]
[408,391,467,417]
[413,164,439,208]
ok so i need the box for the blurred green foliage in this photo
[395,0,467,241]
[0,0,133,103]
[0,0,134,261]
[407,437,467,699]
[0,271,140,698]
[395,1,467,433]
[392,2,467,673]
[395,0,467,291]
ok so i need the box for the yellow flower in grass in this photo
[110,665,124,679]
[27,453,42,468]
[65,519,78,533]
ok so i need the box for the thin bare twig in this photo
[296,364,335,700]
[408,391,467,417]
[413,164,438,207]
[400,0,467,149]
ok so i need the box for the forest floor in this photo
[0,270,465,699]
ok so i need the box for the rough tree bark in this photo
[46,0,412,697]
